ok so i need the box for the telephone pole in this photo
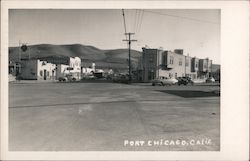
[123,32,137,82]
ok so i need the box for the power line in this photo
[141,10,219,25]
[122,9,128,40]
[136,10,143,33]
[137,10,144,33]
[133,9,138,33]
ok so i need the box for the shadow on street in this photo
[157,90,220,98]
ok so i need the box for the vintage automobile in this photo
[58,73,78,82]
[206,77,216,83]
[177,77,192,85]
[151,77,178,86]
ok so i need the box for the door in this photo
[44,70,47,80]
[52,70,55,80]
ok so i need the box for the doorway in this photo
[43,70,47,80]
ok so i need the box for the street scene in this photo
[8,9,220,151]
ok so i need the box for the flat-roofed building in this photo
[19,59,56,80]
[56,56,82,80]
[139,47,214,82]
[198,58,212,79]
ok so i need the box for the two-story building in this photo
[139,47,213,82]
[198,58,212,79]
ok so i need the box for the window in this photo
[169,56,174,64]
[179,59,182,66]
[185,59,189,66]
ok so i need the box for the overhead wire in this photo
[137,10,144,34]
[133,9,138,34]
[133,9,144,47]
[122,9,128,40]
[141,10,219,25]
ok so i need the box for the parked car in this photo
[191,79,206,84]
[206,77,215,83]
[177,77,192,85]
[58,76,68,82]
[151,77,178,86]
[58,74,78,82]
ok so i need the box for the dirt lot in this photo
[9,81,220,151]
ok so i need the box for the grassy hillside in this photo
[9,44,142,70]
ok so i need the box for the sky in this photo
[9,9,220,64]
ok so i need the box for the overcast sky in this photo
[9,9,220,64]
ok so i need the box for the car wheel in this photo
[152,83,155,86]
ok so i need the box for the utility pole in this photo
[123,32,137,82]
[18,40,21,62]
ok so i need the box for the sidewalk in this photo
[10,80,58,84]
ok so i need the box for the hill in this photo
[9,44,142,70]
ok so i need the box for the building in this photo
[56,57,82,80]
[159,50,186,79]
[139,47,213,82]
[185,55,197,79]
[81,63,95,77]
[19,59,56,80]
[211,64,220,81]
[198,58,212,79]
[9,61,21,76]
[140,48,163,82]
[56,64,71,80]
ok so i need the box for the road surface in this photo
[9,82,220,151]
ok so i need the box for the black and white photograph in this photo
[8,8,221,151]
[1,0,249,160]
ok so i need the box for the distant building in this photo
[198,58,212,79]
[9,61,21,76]
[140,48,163,82]
[185,55,197,79]
[56,64,70,79]
[139,47,213,82]
[19,59,56,80]
[211,64,220,81]
[56,57,81,80]
[81,63,95,76]
[158,50,186,79]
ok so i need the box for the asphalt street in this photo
[9,82,220,151]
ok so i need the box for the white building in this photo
[56,57,82,80]
[82,63,95,76]
[20,59,56,80]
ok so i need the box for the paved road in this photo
[9,82,220,151]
